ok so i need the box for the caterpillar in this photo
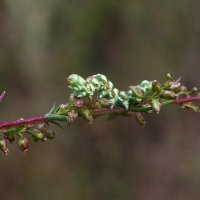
[67,74,156,110]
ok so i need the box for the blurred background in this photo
[1,0,200,199]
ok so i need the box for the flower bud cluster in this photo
[0,122,56,154]
[31,123,55,142]
[0,125,30,154]
[0,73,199,154]
[67,73,194,111]
[66,73,200,125]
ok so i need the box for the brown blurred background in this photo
[1,0,200,199]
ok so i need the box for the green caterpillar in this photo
[67,74,155,110]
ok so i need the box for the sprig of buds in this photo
[0,73,200,154]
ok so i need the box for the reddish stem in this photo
[175,96,200,104]
[0,95,200,131]
[0,116,48,130]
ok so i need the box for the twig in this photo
[0,95,199,130]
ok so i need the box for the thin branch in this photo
[175,96,200,104]
[0,95,199,131]
[1,73,200,154]
[0,116,48,130]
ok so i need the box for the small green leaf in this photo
[47,103,57,115]
[48,120,64,129]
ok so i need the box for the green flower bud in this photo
[127,90,141,104]
[18,137,29,152]
[152,80,161,93]
[134,112,146,127]
[95,74,108,86]
[67,74,86,88]
[99,81,114,98]
[98,98,112,107]
[45,130,55,140]
[31,129,46,142]
[129,86,144,98]
[68,110,78,122]
[161,90,177,99]
[86,83,96,96]
[152,99,161,113]
[86,75,101,90]
[180,86,187,92]
[118,91,129,110]
[105,81,114,91]
[0,137,9,154]
[80,107,93,123]
[134,80,152,95]
[67,74,89,98]
[107,88,119,108]
[192,87,198,94]
[109,88,119,98]
[139,80,152,93]
[166,73,172,81]
[168,81,181,92]
[118,91,127,100]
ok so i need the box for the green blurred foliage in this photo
[1,0,200,199]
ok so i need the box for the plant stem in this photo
[0,116,48,130]
[175,96,200,104]
[0,95,199,131]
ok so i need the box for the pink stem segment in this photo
[0,95,200,131]
[0,116,48,130]
[175,96,200,104]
